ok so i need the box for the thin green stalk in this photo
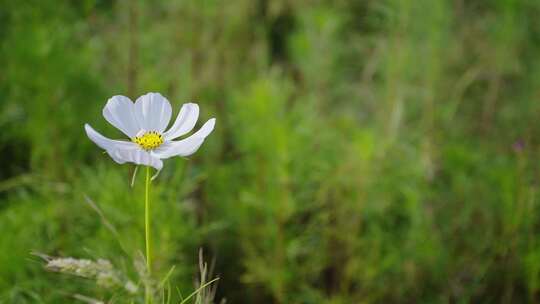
[145,166,152,304]
[179,278,220,304]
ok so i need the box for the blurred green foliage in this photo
[1,0,540,303]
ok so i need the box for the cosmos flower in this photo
[85,92,215,172]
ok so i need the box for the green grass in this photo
[2,0,540,303]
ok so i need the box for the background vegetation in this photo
[1,0,540,303]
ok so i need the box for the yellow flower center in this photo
[133,131,164,150]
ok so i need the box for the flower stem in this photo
[145,166,152,304]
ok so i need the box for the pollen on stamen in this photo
[133,131,164,150]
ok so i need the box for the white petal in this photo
[193,117,216,138]
[163,103,199,141]
[134,92,172,133]
[85,124,139,152]
[152,138,204,159]
[85,124,163,170]
[152,118,215,159]
[102,95,140,138]
[112,149,163,171]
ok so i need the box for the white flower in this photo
[85,92,215,172]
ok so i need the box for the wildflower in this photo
[512,139,525,153]
[85,92,215,172]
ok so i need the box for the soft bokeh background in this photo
[1,0,540,303]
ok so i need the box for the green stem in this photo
[145,166,152,304]
[179,278,220,304]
